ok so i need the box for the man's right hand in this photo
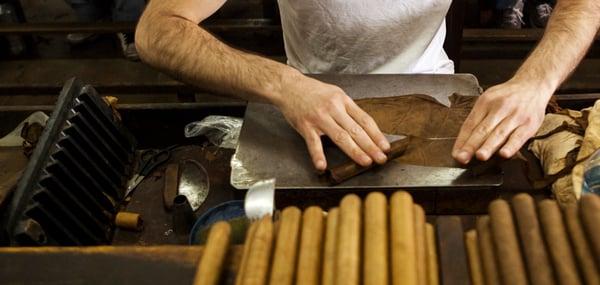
[273,72,391,171]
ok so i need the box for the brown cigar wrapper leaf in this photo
[326,137,410,184]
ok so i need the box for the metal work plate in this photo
[231,74,503,189]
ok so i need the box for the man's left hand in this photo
[452,79,552,164]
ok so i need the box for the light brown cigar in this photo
[414,204,426,285]
[336,194,362,285]
[563,204,600,285]
[425,224,439,285]
[390,191,417,285]
[465,230,484,285]
[235,222,258,285]
[511,194,555,285]
[364,192,389,285]
[242,216,274,285]
[489,200,527,285]
[476,216,500,285]
[269,207,302,285]
[296,206,325,285]
[322,208,339,285]
[115,211,143,231]
[580,194,600,266]
[538,200,582,285]
[193,222,231,285]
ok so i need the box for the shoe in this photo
[117,32,139,61]
[530,3,553,28]
[499,0,525,29]
[66,33,98,45]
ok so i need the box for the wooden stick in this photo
[326,138,409,184]
[488,200,527,285]
[193,222,231,285]
[425,223,439,285]
[475,216,499,285]
[538,200,582,285]
[242,216,274,285]
[390,191,417,285]
[269,207,302,285]
[580,194,600,267]
[335,194,362,285]
[464,230,484,285]
[296,206,325,285]
[322,208,339,285]
[364,192,389,285]
[511,194,555,285]
[563,204,600,285]
[414,204,426,285]
[235,222,258,285]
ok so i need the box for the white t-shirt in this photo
[277,0,454,74]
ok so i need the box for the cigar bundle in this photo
[464,193,600,285]
[231,191,438,285]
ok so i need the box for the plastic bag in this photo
[184,116,243,149]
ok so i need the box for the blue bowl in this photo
[189,200,246,244]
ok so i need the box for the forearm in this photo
[135,3,299,105]
[512,0,600,95]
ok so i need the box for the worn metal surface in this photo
[232,74,503,190]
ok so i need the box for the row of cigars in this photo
[190,191,600,285]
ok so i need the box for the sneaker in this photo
[499,0,525,29]
[66,33,98,45]
[530,3,553,28]
[117,32,139,61]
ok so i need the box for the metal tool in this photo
[178,159,210,211]
[124,145,177,198]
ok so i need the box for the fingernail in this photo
[476,149,488,160]
[457,150,471,164]
[316,160,326,170]
[376,152,387,163]
[379,140,391,151]
[362,155,373,166]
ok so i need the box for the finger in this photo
[453,104,487,158]
[320,116,372,167]
[301,127,327,171]
[499,125,534,159]
[475,116,520,161]
[333,106,387,164]
[455,111,507,164]
[345,99,390,152]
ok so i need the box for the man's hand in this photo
[275,73,391,171]
[452,79,551,164]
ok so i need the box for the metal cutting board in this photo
[231,74,503,189]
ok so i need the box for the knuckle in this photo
[332,131,348,144]
[348,126,362,137]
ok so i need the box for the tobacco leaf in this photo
[355,94,477,167]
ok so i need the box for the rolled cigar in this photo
[322,208,339,285]
[538,200,582,285]
[476,216,500,285]
[115,211,143,231]
[465,230,484,285]
[414,204,426,285]
[511,194,555,285]
[488,200,527,285]
[580,194,600,266]
[364,192,389,285]
[336,194,362,285]
[269,207,302,285]
[563,204,600,285]
[390,191,417,285]
[193,222,231,285]
[242,216,274,285]
[296,206,325,285]
[326,138,410,184]
[425,224,439,285]
[235,222,258,285]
